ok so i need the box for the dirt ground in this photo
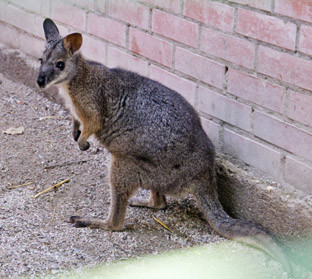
[0,46,311,279]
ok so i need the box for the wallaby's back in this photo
[96,68,211,160]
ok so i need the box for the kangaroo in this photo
[37,18,293,276]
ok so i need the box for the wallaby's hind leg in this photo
[129,190,167,209]
[70,185,129,231]
[70,157,139,231]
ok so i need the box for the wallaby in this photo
[37,18,293,276]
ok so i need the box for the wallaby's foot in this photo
[129,191,167,209]
[69,216,124,231]
[73,129,81,141]
[78,141,90,151]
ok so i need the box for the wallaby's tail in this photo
[194,189,293,277]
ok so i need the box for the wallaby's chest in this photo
[58,86,81,122]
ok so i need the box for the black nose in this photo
[37,75,46,87]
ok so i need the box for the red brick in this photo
[254,111,312,160]
[53,24,69,38]
[198,87,252,131]
[200,118,221,149]
[10,0,41,14]
[149,65,196,105]
[285,156,312,194]
[96,0,106,13]
[107,47,149,77]
[129,28,173,67]
[0,21,44,58]
[184,0,234,32]
[41,2,50,17]
[298,25,312,56]
[175,47,224,89]
[227,69,284,112]
[87,14,127,47]
[152,10,198,47]
[5,5,43,37]
[141,0,180,13]
[108,0,150,29]
[51,1,86,30]
[236,9,296,50]
[0,1,6,19]
[65,0,94,10]
[81,35,106,65]
[275,0,312,24]
[258,46,312,91]
[224,129,281,177]
[200,28,255,69]
[229,0,272,11]
[288,90,312,127]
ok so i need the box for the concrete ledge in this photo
[217,156,312,237]
[216,156,312,269]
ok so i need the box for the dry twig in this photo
[32,178,70,199]
[47,207,56,225]
[8,181,34,189]
[43,160,89,170]
[152,216,173,233]
[38,115,62,121]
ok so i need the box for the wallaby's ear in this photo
[63,33,83,54]
[43,18,60,43]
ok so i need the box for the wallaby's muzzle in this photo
[37,65,54,88]
[37,75,46,88]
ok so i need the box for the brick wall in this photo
[0,0,312,194]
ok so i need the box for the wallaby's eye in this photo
[55,61,65,71]
[38,58,43,65]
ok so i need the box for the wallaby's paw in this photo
[73,129,81,141]
[79,141,90,151]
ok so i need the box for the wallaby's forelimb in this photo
[76,121,95,151]
[72,118,81,141]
